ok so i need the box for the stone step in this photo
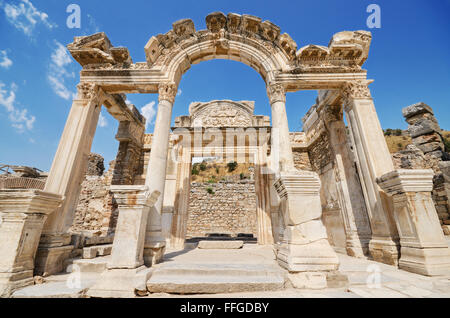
[68,256,110,273]
[83,244,113,259]
[147,263,286,294]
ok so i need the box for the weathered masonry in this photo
[0,12,449,297]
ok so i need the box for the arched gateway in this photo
[1,12,450,297]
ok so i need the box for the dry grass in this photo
[384,130,450,153]
[191,161,254,182]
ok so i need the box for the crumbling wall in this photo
[186,180,258,238]
[392,103,450,234]
[69,154,118,236]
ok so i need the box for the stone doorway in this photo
[185,157,259,243]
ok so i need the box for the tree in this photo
[227,161,238,172]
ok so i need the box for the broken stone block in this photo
[402,102,434,120]
[288,272,327,289]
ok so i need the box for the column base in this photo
[34,245,73,276]
[369,238,400,266]
[346,236,370,259]
[87,266,152,298]
[399,246,450,276]
[143,241,166,266]
[0,271,34,298]
[276,239,340,272]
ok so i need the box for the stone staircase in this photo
[147,263,286,294]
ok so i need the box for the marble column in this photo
[144,82,178,265]
[377,169,450,276]
[36,82,101,276]
[0,190,62,297]
[321,105,372,258]
[342,80,400,266]
[267,83,295,173]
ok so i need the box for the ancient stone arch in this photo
[2,12,450,297]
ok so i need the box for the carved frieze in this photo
[193,104,252,127]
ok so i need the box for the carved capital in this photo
[158,82,178,104]
[341,80,372,107]
[267,82,286,104]
[76,82,97,101]
[320,105,343,125]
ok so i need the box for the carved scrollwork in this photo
[76,82,97,101]
[266,82,286,104]
[341,80,372,104]
[158,82,178,104]
[320,104,343,125]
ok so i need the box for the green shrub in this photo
[199,162,207,171]
[240,173,245,180]
[394,129,403,136]
[206,187,215,195]
[227,161,238,172]
[192,167,199,175]
[443,137,450,153]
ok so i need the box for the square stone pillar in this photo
[377,169,450,276]
[87,186,160,298]
[274,172,340,289]
[342,80,400,265]
[0,190,62,297]
[36,83,101,276]
[320,104,372,258]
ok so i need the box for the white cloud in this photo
[0,50,12,69]
[98,113,108,128]
[177,89,182,96]
[47,41,76,100]
[141,101,156,129]
[0,82,36,132]
[2,0,57,36]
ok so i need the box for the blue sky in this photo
[0,0,449,171]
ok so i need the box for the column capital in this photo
[76,82,98,101]
[158,82,178,104]
[341,80,372,109]
[320,104,343,126]
[266,82,286,104]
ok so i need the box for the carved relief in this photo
[341,80,372,105]
[158,82,178,103]
[193,104,252,127]
[267,82,286,104]
[76,82,97,100]
[321,105,344,125]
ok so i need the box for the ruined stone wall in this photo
[391,103,450,234]
[307,132,333,173]
[292,150,313,171]
[186,180,258,238]
[69,154,118,235]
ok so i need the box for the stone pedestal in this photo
[0,190,62,297]
[274,172,340,288]
[377,169,450,276]
[34,234,73,277]
[87,186,160,298]
[108,186,160,269]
